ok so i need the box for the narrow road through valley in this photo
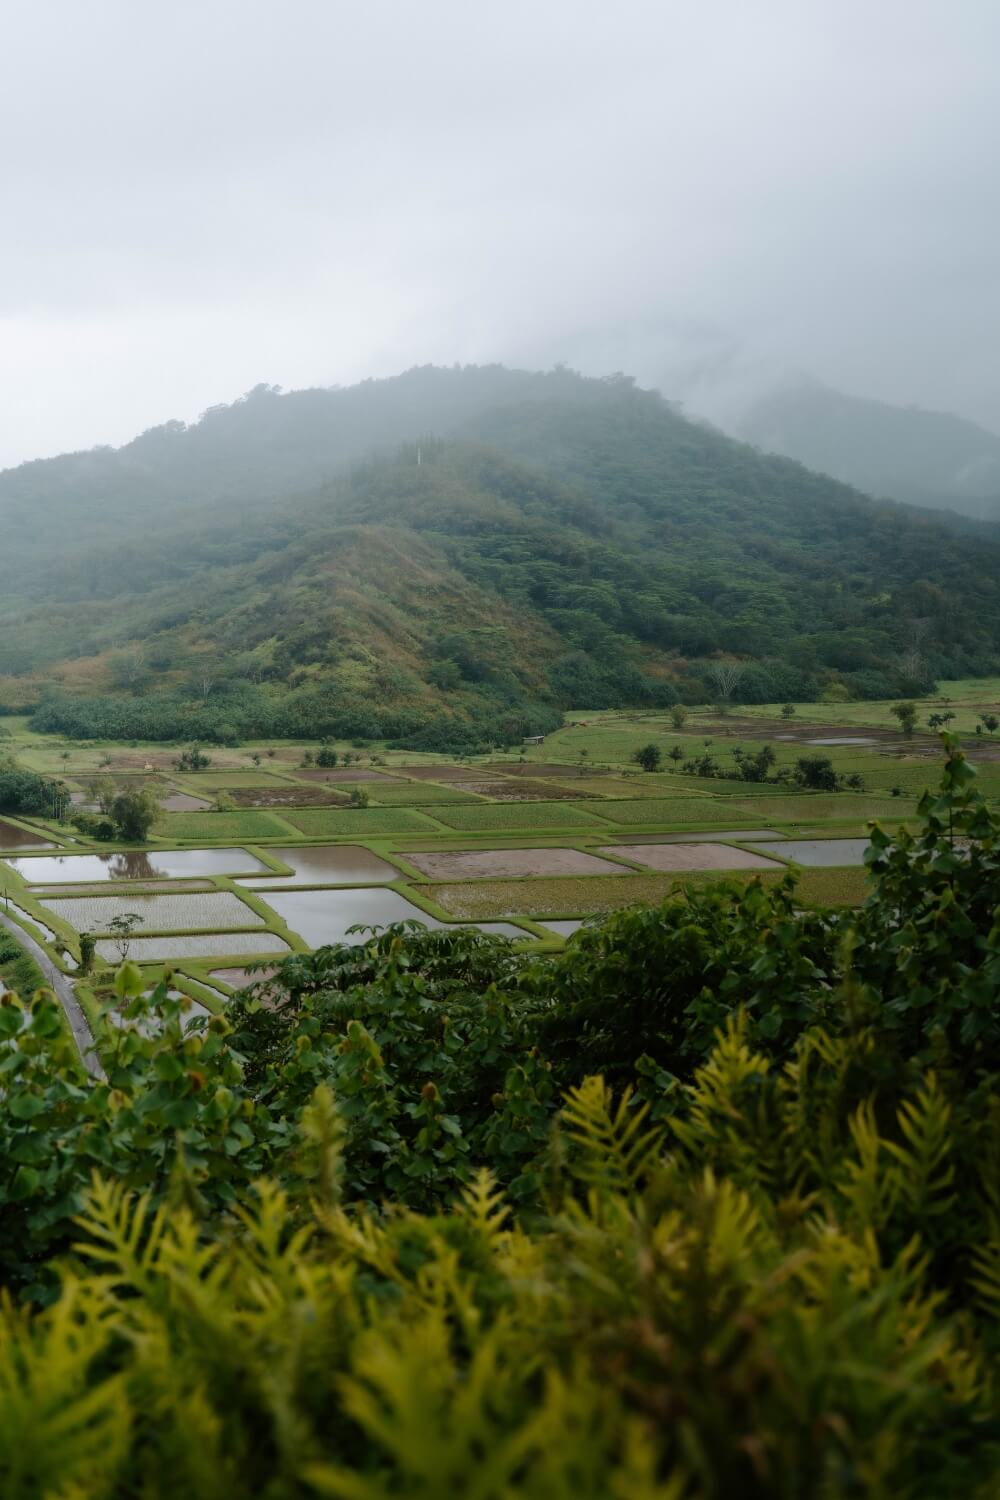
[0,910,104,1079]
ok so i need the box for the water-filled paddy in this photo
[601,843,783,872]
[43,891,264,933]
[405,848,627,879]
[210,964,281,987]
[0,820,54,850]
[258,887,527,947]
[539,919,586,938]
[6,847,269,882]
[745,838,872,866]
[238,844,398,886]
[159,791,212,812]
[95,933,292,962]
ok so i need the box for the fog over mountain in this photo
[2,0,999,469]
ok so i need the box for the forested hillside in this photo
[5,366,1000,748]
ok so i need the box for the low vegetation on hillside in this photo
[2,740,999,1494]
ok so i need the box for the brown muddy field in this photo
[398,764,496,781]
[449,779,593,802]
[405,848,629,880]
[601,842,783,871]
[227,786,350,807]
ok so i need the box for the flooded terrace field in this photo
[0,820,55,850]
[258,886,528,946]
[5,848,269,882]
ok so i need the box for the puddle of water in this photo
[95,933,292,962]
[808,736,880,747]
[745,838,872,866]
[258,887,526,947]
[7,847,269,883]
[238,844,398,887]
[0,820,55,850]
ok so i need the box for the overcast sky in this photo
[1,0,997,467]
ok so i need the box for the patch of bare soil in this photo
[405,848,628,879]
[601,842,782,871]
[396,764,495,781]
[228,786,350,808]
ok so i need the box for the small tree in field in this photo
[108,912,143,962]
[891,702,919,738]
[979,713,999,737]
[669,705,688,731]
[111,786,159,842]
[79,931,97,975]
[781,702,796,720]
[349,787,370,808]
[633,744,662,773]
[928,712,955,730]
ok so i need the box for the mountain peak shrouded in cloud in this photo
[2,0,999,468]
[731,377,1000,524]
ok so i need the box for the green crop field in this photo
[429,802,610,832]
[154,810,292,841]
[280,807,443,835]
[365,781,486,804]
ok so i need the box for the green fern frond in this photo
[561,1077,665,1196]
[458,1167,510,1244]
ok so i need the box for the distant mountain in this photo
[736,379,1000,524]
[4,366,1000,749]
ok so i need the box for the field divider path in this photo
[0,909,104,1080]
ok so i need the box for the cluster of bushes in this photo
[30,684,563,754]
[668,742,866,790]
[70,779,160,841]
[0,764,64,817]
[0,740,999,1490]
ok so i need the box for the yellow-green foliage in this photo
[3,1043,999,1500]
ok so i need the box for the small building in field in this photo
[523,735,545,745]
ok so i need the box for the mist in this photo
[1,0,998,468]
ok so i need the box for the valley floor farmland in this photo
[1,683,997,1056]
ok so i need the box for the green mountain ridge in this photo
[5,366,1000,748]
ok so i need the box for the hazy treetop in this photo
[1,0,997,467]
